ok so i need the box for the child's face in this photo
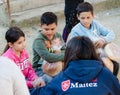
[77,11,94,29]
[9,36,26,54]
[40,23,57,40]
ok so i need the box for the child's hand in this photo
[94,39,105,49]
[32,77,46,88]
[51,38,62,52]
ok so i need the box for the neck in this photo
[12,48,21,57]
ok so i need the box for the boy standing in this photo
[32,12,65,79]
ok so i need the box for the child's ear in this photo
[77,14,80,20]
[93,14,94,18]
[8,42,13,48]
[38,23,42,28]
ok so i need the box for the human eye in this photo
[18,38,25,45]
[18,41,22,45]
[51,28,55,31]
[81,17,85,19]
[44,28,49,31]
[87,17,90,19]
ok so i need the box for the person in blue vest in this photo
[30,36,120,95]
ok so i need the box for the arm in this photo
[96,21,115,43]
[32,80,59,95]
[67,25,81,43]
[25,59,39,88]
[13,62,30,95]
[33,38,64,63]
[100,68,120,95]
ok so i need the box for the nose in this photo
[84,19,88,23]
[47,30,53,34]
[23,41,26,48]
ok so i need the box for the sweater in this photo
[0,56,30,95]
[69,20,115,43]
[32,30,65,70]
[2,48,38,88]
[38,60,120,95]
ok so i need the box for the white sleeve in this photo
[13,64,30,95]
[0,57,30,95]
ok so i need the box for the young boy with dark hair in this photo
[67,2,119,76]
[32,12,65,84]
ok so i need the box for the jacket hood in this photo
[64,60,103,83]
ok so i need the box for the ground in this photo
[0,7,120,80]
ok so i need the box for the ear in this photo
[8,42,13,48]
[77,14,80,20]
[93,14,94,18]
[38,23,42,28]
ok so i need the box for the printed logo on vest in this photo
[91,78,97,82]
[61,80,70,91]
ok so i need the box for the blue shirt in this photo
[69,20,115,43]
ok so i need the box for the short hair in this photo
[40,12,57,25]
[5,27,25,43]
[64,36,99,69]
[76,2,94,15]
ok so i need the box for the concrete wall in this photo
[1,0,108,26]
[10,0,64,13]
[10,0,106,13]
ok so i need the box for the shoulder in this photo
[54,32,62,37]
[48,72,67,88]
[0,56,30,95]
[2,48,15,61]
[92,20,103,27]
[98,67,119,83]
[72,23,81,30]
[0,56,21,76]
[33,33,45,45]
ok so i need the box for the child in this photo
[2,27,45,89]
[30,36,120,95]
[32,12,65,83]
[67,2,118,75]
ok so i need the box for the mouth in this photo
[46,34,53,40]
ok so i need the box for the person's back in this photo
[30,36,120,95]
[39,61,120,95]
[0,56,30,95]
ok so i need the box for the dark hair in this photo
[40,12,57,25]
[64,36,99,69]
[76,2,93,15]
[3,27,25,53]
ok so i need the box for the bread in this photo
[42,61,63,77]
[104,43,120,63]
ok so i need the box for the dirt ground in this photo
[0,7,120,80]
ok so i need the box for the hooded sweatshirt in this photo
[32,30,65,71]
[2,48,38,88]
[36,60,120,95]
